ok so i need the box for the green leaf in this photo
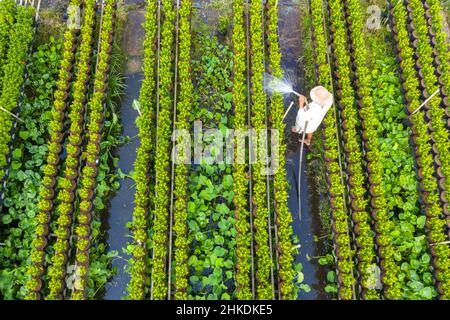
[296,272,304,283]
[188,201,196,213]
[213,246,226,257]
[1,215,12,224]
[223,174,233,187]
[19,131,30,140]
[326,271,336,283]
[294,263,303,272]
[11,161,22,170]
[299,284,311,293]
[221,292,231,300]
[416,216,426,228]
[12,148,22,159]
[324,284,338,294]
[188,255,198,266]
[419,287,433,300]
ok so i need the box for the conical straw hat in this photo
[310,86,333,106]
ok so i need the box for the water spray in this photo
[264,73,302,120]
[264,73,302,97]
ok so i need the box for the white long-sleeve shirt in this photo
[294,100,333,134]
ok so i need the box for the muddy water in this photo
[278,0,328,299]
[103,3,146,300]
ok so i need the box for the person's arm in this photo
[298,94,307,109]
[314,100,333,128]
[322,99,333,114]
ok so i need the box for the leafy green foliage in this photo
[392,0,450,298]
[327,0,381,299]
[0,5,34,185]
[187,35,236,300]
[369,43,436,299]
[187,165,237,300]
[0,37,62,300]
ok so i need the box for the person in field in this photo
[291,86,333,146]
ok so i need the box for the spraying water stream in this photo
[263,72,301,97]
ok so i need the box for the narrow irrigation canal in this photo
[103,1,146,299]
[278,0,328,299]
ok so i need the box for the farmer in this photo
[291,86,333,146]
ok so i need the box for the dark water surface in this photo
[278,0,328,299]
[103,73,142,300]
[103,1,146,299]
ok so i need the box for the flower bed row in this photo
[172,0,192,300]
[0,0,15,78]
[368,39,436,299]
[231,0,252,300]
[186,35,236,300]
[265,0,295,300]
[327,0,380,299]
[24,0,82,299]
[423,0,450,107]
[152,0,176,300]
[71,0,116,300]
[0,5,34,193]
[249,0,273,300]
[391,1,450,299]
[343,0,403,299]
[43,0,98,300]
[127,0,158,300]
[404,0,450,227]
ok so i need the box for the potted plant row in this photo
[423,0,450,110]
[151,0,177,300]
[343,0,405,300]
[405,0,450,219]
[231,0,253,301]
[44,0,98,300]
[71,0,117,300]
[171,0,193,300]
[127,0,159,300]
[391,1,450,299]
[328,0,381,300]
